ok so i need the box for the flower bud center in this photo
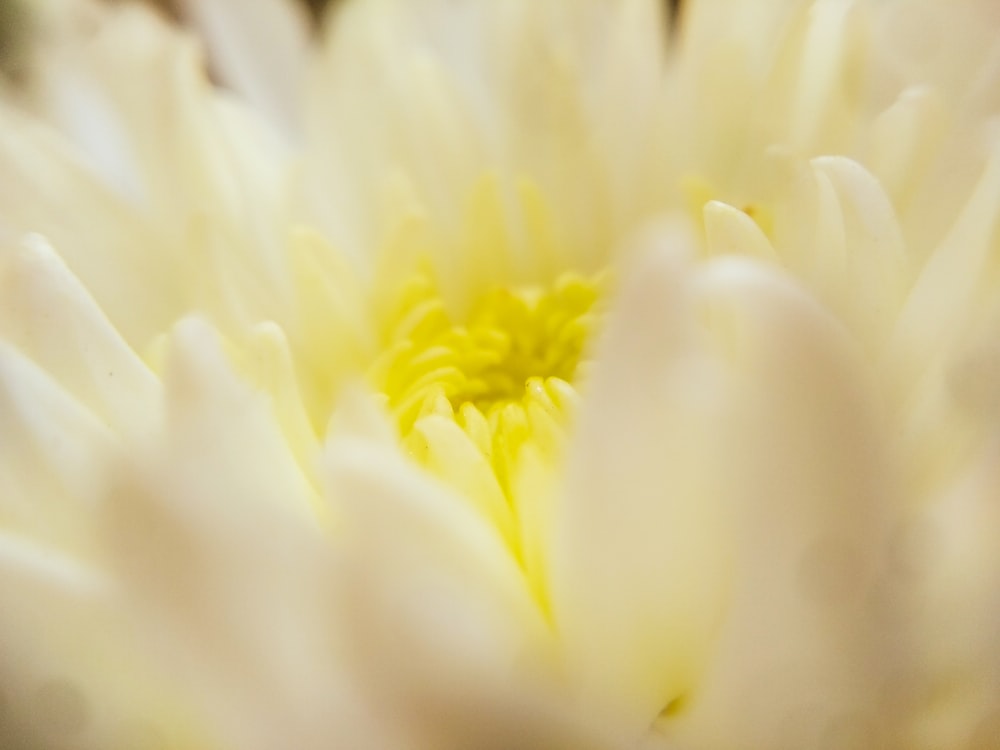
[370,270,604,497]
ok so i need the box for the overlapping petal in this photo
[0,0,996,749]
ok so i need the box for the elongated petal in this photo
[547,234,732,735]
[102,317,367,750]
[0,106,182,344]
[883,139,1000,500]
[888,139,1000,387]
[324,430,556,749]
[703,199,779,262]
[0,235,159,434]
[672,257,896,749]
[907,437,1000,749]
[0,340,115,556]
[23,4,297,338]
[770,156,910,354]
[178,0,311,138]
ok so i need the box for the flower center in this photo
[369,269,604,497]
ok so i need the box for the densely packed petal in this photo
[0,1,998,748]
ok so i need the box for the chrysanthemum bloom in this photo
[1,0,999,748]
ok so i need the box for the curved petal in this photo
[102,317,367,750]
[547,232,732,735]
[0,104,182,345]
[0,235,159,435]
[905,436,1000,749]
[177,0,311,139]
[672,257,897,749]
[0,339,114,556]
[323,430,557,749]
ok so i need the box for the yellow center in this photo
[369,269,604,500]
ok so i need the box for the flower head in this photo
[1,1,1000,749]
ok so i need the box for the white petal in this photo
[888,138,1000,389]
[883,139,1000,499]
[787,0,862,151]
[324,435,552,748]
[104,466,364,750]
[178,0,311,139]
[0,106,182,345]
[703,200,779,262]
[672,258,895,749]
[906,437,1000,748]
[23,5,297,335]
[157,316,318,520]
[0,532,204,750]
[547,233,732,734]
[810,155,909,351]
[868,86,947,211]
[245,321,323,483]
[0,235,159,435]
[0,340,115,555]
[102,318,363,750]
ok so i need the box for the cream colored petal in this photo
[0,235,159,435]
[305,0,663,276]
[31,5,205,216]
[883,139,1000,501]
[577,0,665,228]
[324,433,554,749]
[870,0,1000,114]
[0,106,182,345]
[669,0,863,184]
[182,100,297,328]
[547,233,732,735]
[18,0,141,194]
[786,0,864,152]
[304,0,492,266]
[671,257,896,750]
[809,155,909,351]
[904,436,1000,749]
[104,466,371,750]
[325,381,398,447]
[101,317,371,750]
[178,0,311,139]
[28,4,297,332]
[287,228,374,426]
[0,533,205,750]
[244,321,322,485]
[768,155,911,357]
[868,86,947,213]
[668,1,780,184]
[888,138,1000,389]
[156,316,318,520]
[702,200,779,262]
[0,339,115,557]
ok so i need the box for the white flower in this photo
[0,0,999,749]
